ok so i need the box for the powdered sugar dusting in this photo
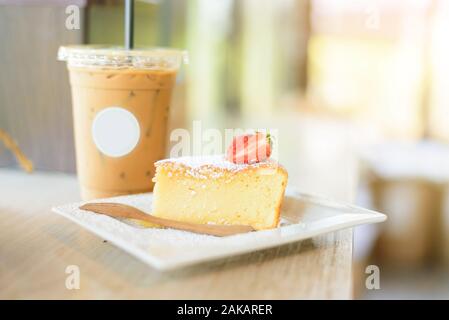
[155,155,281,180]
[156,155,277,173]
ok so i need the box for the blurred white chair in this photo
[357,140,449,267]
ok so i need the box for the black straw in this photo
[125,0,134,50]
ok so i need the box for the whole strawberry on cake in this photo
[151,132,288,230]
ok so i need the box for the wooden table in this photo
[0,167,353,299]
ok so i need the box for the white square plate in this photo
[52,189,386,271]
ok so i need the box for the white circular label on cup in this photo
[92,107,140,157]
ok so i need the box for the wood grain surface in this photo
[0,169,353,299]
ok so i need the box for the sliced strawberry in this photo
[226,132,272,164]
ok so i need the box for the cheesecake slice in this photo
[151,155,288,230]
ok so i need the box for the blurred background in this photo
[1,0,449,299]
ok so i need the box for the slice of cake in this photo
[151,155,287,230]
[151,132,288,230]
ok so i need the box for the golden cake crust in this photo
[154,155,287,181]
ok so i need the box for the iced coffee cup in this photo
[58,45,186,200]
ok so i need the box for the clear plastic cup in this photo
[58,45,187,200]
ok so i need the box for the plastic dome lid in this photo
[58,45,188,69]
